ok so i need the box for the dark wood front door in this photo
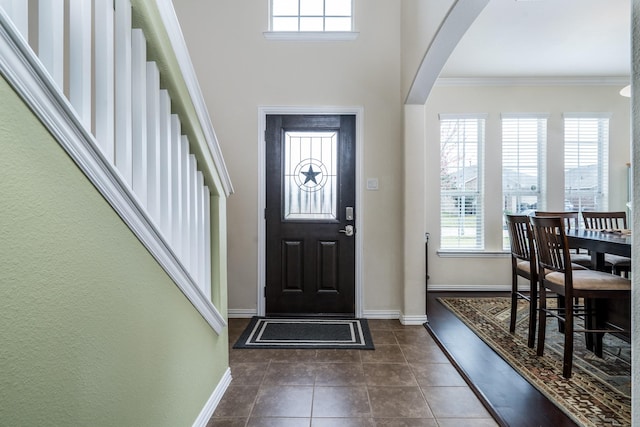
[265,114,356,316]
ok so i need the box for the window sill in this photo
[437,250,510,258]
[263,31,359,41]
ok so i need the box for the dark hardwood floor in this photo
[425,292,579,427]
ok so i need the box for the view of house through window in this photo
[440,115,485,250]
[564,114,609,214]
[440,113,613,253]
[502,115,547,249]
[271,0,353,31]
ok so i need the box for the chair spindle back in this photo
[530,216,571,274]
[534,211,580,230]
[581,211,627,230]
[505,214,534,263]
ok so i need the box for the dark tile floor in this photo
[208,318,498,427]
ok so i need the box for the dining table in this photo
[565,228,631,271]
[565,228,632,346]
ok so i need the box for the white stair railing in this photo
[0,0,227,332]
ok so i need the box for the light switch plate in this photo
[366,178,379,190]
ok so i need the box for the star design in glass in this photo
[301,165,321,184]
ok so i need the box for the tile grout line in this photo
[396,328,439,424]
[245,356,272,425]
[309,354,318,425]
[361,347,375,421]
[224,319,496,426]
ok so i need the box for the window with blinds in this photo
[564,115,609,213]
[502,115,547,249]
[440,115,485,250]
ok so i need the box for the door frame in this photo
[257,106,364,317]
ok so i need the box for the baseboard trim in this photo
[229,309,414,320]
[228,309,257,318]
[192,367,232,427]
[230,300,502,322]
[400,314,428,325]
[428,284,511,292]
[362,310,401,319]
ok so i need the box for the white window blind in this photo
[564,115,609,213]
[502,115,547,249]
[270,0,352,31]
[440,115,485,250]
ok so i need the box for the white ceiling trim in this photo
[436,76,631,86]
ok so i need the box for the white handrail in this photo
[0,0,228,333]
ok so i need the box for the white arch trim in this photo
[405,0,489,105]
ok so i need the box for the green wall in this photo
[0,75,228,425]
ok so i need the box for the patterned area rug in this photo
[438,297,631,427]
[233,317,374,350]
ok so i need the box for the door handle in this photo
[339,225,354,237]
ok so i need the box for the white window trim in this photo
[265,0,357,41]
[263,31,359,41]
[0,6,226,334]
[501,113,548,249]
[438,114,487,251]
[437,250,510,258]
[438,113,489,121]
[501,112,550,120]
[563,112,613,120]
[562,113,611,212]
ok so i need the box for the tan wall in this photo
[173,0,405,315]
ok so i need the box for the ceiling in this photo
[439,0,631,79]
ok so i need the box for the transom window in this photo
[270,0,353,32]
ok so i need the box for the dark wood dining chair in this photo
[582,211,631,276]
[534,211,591,332]
[534,211,591,267]
[529,215,631,378]
[505,214,537,348]
[504,214,586,347]
[534,211,581,230]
